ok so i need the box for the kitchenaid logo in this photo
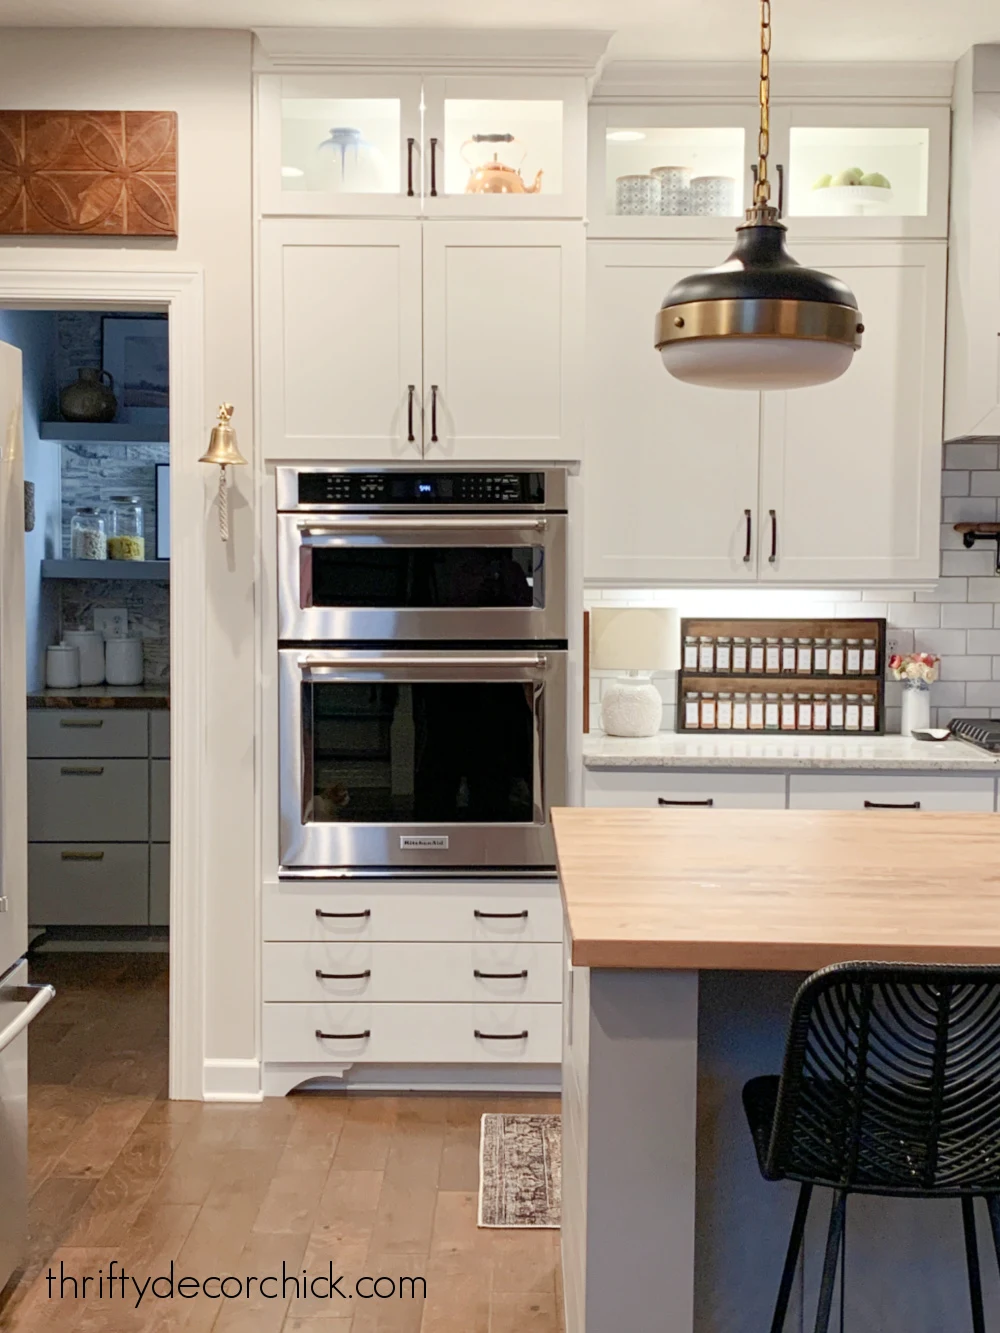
[400,835,449,849]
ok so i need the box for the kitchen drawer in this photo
[263,1001,561,1065]
[150,844,169,927]
[263,941,562,1004]
[150,760,170,841]
[28,759,149,841]
[150,712,170,758]
[263,879,563,943]
[787,773,997,812]
[27,710,148,758]
[29,843,149,926]
[585,769,787,809]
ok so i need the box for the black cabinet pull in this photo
[406,137,415,197]
[315,908,371,920]
[768,508,778,563]
[475,909,528,920]
[475,1029,528,1041]
[316,1028,370,1040]
[407,384,416,443]
[743,508,752,563]
[60,765,104,776]
[430,384,439,443]
[316,969,371,980]
[429,137,438,196]
[776,163,785,217]
[59,718,103,728]
[863,800,921,810]
[474,969,528,980]
[658,798,714,807]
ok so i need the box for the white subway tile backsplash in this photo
[965,681,1000,707]
[946,442,999,470]
[971,471,1000,497]
[939,523,967,551]
[929,682,967,707]
[918,629,968,656]
[943,497,997,524]
[940,656,993,681]
[967,629,1000,654]
[942,603,995,629]
[887,603,942,628]
[941,548,998,577]
[967,578,1000,602]
[941,471,971,497]
[886,629,915,656]
[915,579,968,603]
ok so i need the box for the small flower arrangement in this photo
[888,651,940,685]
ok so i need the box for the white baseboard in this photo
[262,1061,562,1098]
[202,1058,263,1102]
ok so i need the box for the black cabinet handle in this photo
[474,969,528,980]
[406,137,415,197]
[316,969,371,980]
[429,137,438,196]
[316,1028,370,1040]
[743,508,752,563]
[776,163,785,217]
[475,1029,528,1041]
[768,508,778,564]
[475,909,528,920]
[863,800,921,810]
[430,384,439,443]
[59,718,103,728]
[407,384,415,443]
[60,765,104,776]
[658,798,714,807]
[315,908,371,920]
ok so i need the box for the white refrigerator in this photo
[0,339,54,1293]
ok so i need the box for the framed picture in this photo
[155,463,170,560]
[102,316,169,425]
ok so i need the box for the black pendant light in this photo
[654,0,864,390]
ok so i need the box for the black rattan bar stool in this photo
[743,962,1000,1333]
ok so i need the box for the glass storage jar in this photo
[829,695,846,730]
[861,693,877,731]
[781,638,797,673]
[748,692,765,730]
[698,636,715,673]
[70,507,107,560]
[862,638,878,673]
[732,692,749,730]
[107,495,145,561]
[813,693,829,730]
[828,638,845,675]
[732,637,748,673]
[813,638,830,673]
[845,693,862,731]
[765,637,781,673]
[764,692,780,731]
[797,693,813,730]
[780,692,797,731]
[749,637,765,673]
[684,690,700,729]
[715,636,732,672]
[683,635,698,671]
[845,638,862,675]
[700,691,717,730]
[717,692,733,730]
[797,638,813,673]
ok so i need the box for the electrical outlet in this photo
[887,637,900,657]
[94,608,128,639]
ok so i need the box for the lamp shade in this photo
[591,608,679,673]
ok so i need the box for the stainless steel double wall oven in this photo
[277,467,569,875]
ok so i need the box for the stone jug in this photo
[60,368,117,424]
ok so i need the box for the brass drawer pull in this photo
[474,910,528,920]
[475,1029,528,1041]
[474,969,528,980]
[59,718,104,728]
[316,1028,370,1041]
[316,908,371,920]
[59,765,105,776]
[61,850,105,861]
[316,969,371,980]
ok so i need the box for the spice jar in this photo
[845,638,862,675]
[700,691,716,730]
[107,496,145,560]
[683,635,698,671]
[715,636,732,673]
[828,638,845,675]
[845,693,861,731]
[797,693,813,730]
[698,636,715,673]
[765,637,781,673]
[796,637,813,674]
[684,690,700,729]
[862,638,878,674]
[861,693,877,731]
[749,692,765,730]
[749,637,765,673]
[781,638,797,673]
[717,692,733,730]
[829,695,846,731]
[733,692,749,730]
[732,637,748,673]
[70,507,107,560]
[813,638,830,674]
[780,692,797,731]
[813,693,829,731]
[764,692,780,731]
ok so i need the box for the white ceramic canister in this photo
[651,165,691,216]
[62,629,105,686]
[46,644,80,689]
[689,175,737,216]
[615,173,661,216]
[104,636,144,686]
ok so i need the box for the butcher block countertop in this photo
[553,806,1000,972]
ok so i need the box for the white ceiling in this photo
[3,0,999,63]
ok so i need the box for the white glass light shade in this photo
[660,336,856,391]
[591,607,680,672]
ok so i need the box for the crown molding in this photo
[593,60,955,104]
[254,27,614,77]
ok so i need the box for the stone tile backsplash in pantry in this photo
[586,439,1000,734]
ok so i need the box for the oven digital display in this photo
[297,471,544,506]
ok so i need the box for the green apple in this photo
[832,167,864,187]
[860,171,891,189]
[812,173,832,190]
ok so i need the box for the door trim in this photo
[0,266,207,1101]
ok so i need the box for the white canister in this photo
[689,174,737,216]
[62,629,105,686]
[46,644,80,689]
[104,636,144,686]
[651,165,691,216]
[615,174,661,216]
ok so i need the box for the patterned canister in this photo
[651,165,691,216]
[615,174,661,216]
[689,175,737,216]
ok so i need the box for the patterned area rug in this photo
[478,1113,562,1228]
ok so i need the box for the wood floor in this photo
[0,953,563,1332]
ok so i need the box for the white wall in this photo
[0,29,256,1093]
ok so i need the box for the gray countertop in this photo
[583,731,999,772]
[28,685,170,710]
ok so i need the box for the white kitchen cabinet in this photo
[585,768,786,808]
[422,222,584,461]
[759,241,946,584]
[946,47,1000,438]
[584,243,761,583]
[788,773,996,811]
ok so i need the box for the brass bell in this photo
[199,403,248,468]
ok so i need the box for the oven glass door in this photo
[279,649,567,871]
[278,514,567,641]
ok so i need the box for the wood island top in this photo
[553,807,1000,972]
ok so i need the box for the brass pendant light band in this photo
[655,299,864,350]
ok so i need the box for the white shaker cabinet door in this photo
[759,241,945,585]
[259,219,423,460]
[584,243,762,584]
[421,221,584,461]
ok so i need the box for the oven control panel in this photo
[295,471,547,508]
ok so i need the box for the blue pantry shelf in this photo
[40,422,169,445]
[41,560,170,581]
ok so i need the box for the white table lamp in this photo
[591,607,680,737]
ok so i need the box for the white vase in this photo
[900,682,931,736]
[600,674,663,737]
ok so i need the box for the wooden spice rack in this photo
[677,617,888,735]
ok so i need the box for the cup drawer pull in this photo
[316,909,371,920]
[315,969,371,981]
[60,766,105,776]
[474,910,528,920]
[59,718,104,728]
[475,1029,529,1041]
[61,850,105,861]
[316,1028,370,1041]
[474,969,528,980]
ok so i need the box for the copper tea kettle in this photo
[461,133,543,195]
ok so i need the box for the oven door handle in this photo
[298,517,549,536]
[298,654,549,673]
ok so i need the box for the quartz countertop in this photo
[583,731,999,771]
[28,685,170,709]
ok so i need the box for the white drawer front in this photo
[263,941,562,1004]
[585,769,786,809]
[28,710,148,758]
[29,844,148,927]
[788,773,996,812]
[263,879,563,943]
[28,759,149,841]
[263,1001,561,1065]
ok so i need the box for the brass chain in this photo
[756,0,771,205]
